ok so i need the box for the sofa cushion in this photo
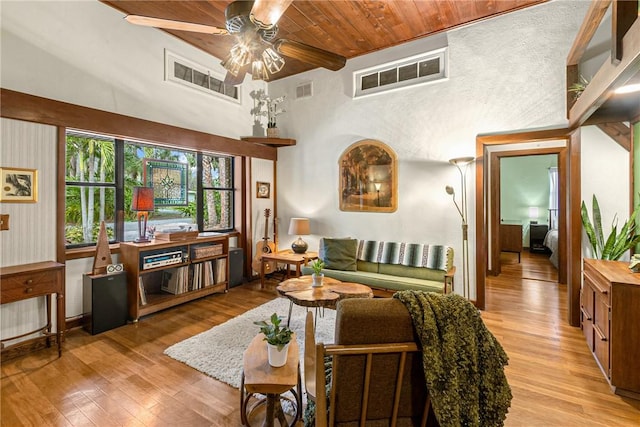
[379,263,446,282]
[316,269,444,293]
[356,260,378,273]
[320,238,357,271]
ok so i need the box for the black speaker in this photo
[83,272,128,335]
[228,247,244,288]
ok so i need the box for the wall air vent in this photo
[353,48,448,98]
[296,82,313,99]
[165,50,240,103]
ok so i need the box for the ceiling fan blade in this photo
[124,15,228,35]
[274,39,346,71]
[250,0,294,29]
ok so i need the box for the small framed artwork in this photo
[0,167,38,203]
[256,181,271,199]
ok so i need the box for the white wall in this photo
[270,1,590,299]
[0,0,265,139]
[0,118,58,342]
[581,126,631,260]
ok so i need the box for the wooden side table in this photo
[0,261,65,357]
[260,250,318,288]
[240,333,302,427]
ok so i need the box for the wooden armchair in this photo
[304,298,436,427]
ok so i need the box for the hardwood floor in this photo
[2,260,640,426]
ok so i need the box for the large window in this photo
[65,131,234,247]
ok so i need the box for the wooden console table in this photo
[0,261,65,357]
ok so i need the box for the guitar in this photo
[252,209,277,274]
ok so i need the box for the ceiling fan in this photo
[124,0,347,84]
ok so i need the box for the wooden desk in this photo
[260,250,318,288]
[0,261,65,357]
[500,224,523,262]
[240,333,301,426]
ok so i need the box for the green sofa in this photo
[301,238,455,296]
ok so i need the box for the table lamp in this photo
[288,217,310,254]
[131,186,154,243]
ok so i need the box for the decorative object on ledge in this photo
[154,230,199,241]
[567,75,589,100]
[288,217,310,254]
[446,156,475,299]
[339,139,397,213]
[0,167,37,203]
[131,186,155,243]
[92,221,113,275]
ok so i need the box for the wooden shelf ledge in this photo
[241,137,297,147]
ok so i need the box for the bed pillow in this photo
[320,238,358,271]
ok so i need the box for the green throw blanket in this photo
[394,290,512,427]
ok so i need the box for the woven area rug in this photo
[164,297,336,389]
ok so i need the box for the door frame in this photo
[489,148,567,282]
[475,127,582,326]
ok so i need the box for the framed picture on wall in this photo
[257,181,271,199]
[0,167,38,203]
[339,139,397,212]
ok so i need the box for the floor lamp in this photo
[446,156,474,299]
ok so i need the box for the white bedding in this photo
[543,229,559,268]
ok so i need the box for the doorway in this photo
[494,152,562,284]
[475,127,582,327]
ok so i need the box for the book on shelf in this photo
[215,258,227,284]
[161,266,189,295]
[138,277,147,305]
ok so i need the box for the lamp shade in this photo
[131,187,154,212]
[528,206,539,219]
[288,218,310,235]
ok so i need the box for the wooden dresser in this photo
[0,261,65,357]
[581,259,640,399]
[500,224,523,262]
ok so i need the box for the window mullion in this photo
[115,139,125,242]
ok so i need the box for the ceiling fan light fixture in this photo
[262,47,285,74]
[251,60,269,81]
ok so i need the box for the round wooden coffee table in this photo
[276,276,373,325]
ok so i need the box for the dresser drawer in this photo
[0,271,60,302]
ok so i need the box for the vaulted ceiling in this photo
[102,0,546,80]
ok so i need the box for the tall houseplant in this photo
[581,194,640,260]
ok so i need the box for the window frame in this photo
[65,130,235,249]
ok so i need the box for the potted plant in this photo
[581,194,640,260]
[256,94,285,138]
[311,259,325,287]
[254,313,293,367]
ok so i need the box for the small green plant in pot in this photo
[254,313,293,367]
[311,259,325,287]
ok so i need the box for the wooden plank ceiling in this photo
[102,0,546,80]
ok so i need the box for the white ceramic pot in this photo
[267,342,290,367]
[312,273,324,287]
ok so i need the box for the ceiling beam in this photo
[596,122,631,151]
[567,0,611,66]
[0,89,277,161]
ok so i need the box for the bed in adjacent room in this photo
[543,228,559,268]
